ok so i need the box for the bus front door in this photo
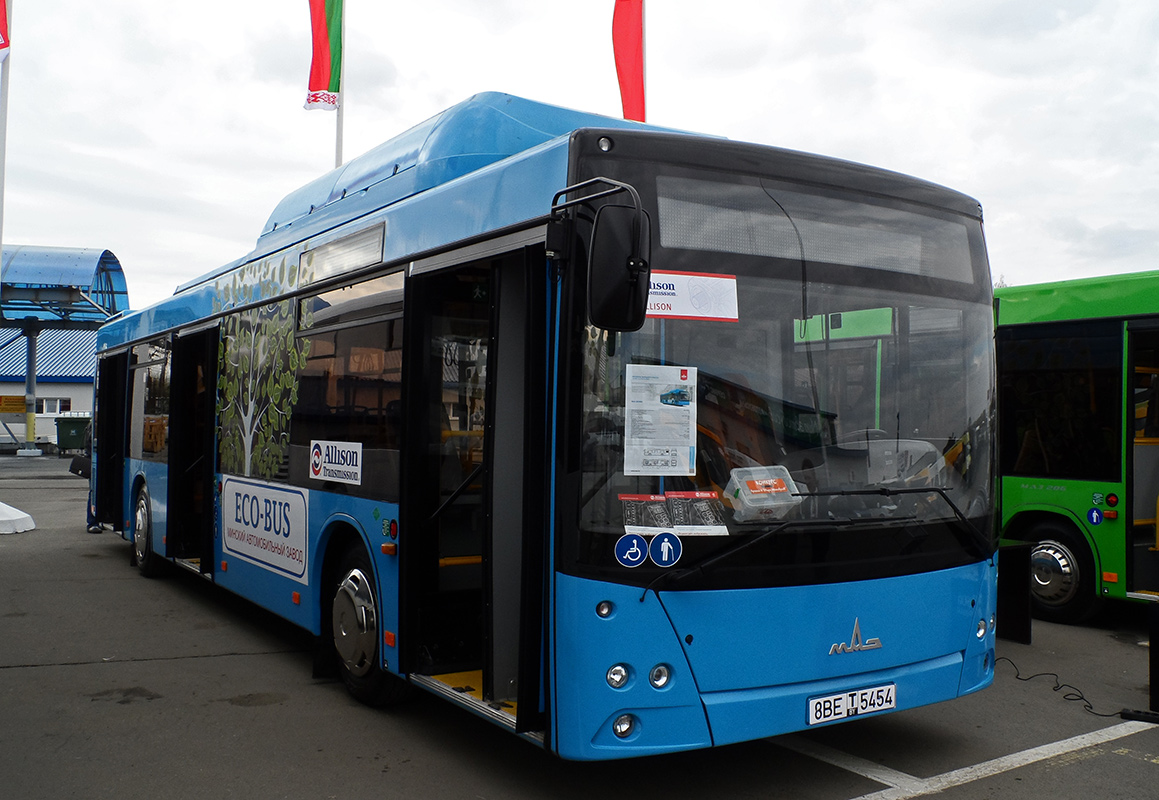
[1129,326,1159,598]
[403,249,545,733]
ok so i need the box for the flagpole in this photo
[334,0,345,169]
[0,0,11,252]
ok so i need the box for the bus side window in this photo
[289,318,403,501]
[128,340,171,462]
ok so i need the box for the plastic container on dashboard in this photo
[723,465,802,522]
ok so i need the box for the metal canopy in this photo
[0,245,129,452]
[1,245,129,330]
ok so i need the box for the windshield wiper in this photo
[795,486,993,557]
[638,487,991,601]
[639,518,841,601]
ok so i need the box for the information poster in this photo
[624,364,697,476]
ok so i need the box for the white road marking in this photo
[777,721,1154,800]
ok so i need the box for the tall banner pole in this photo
[334,0,345,168]
[305,0,344,168]
[0,0,11,257]
[0,1,35,456]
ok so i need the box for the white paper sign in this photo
[625,364,697,476]
[647,271,739,322]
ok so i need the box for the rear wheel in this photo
[132,485,164,578]
[330,544,411,706]
[1028,521,1099,623]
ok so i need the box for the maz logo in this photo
[828,618,882,655]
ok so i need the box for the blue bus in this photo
[90,92,997,760]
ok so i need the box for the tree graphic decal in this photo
[215,254,312,479]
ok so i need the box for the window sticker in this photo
[665,491,728,535]
[647,270,739,322]
[309,440,364,486]
[625,365,697,476]
[619,491,728,537]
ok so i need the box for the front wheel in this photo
[133,485,165,578]
[1028,521,1099,623]
[330,545,411,706]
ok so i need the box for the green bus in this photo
[996,270,1159,621]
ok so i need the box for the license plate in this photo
[808,683,896,725]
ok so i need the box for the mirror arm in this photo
[551,174,648,266]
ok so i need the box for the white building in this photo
[0,328,98,449]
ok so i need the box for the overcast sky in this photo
[4,1,1157,309]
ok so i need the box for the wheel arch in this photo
[314,514,375,633]
[1003,508,1101,571]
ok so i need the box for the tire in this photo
[1028,521,1099,623]
[132,484,165,578]
[330,544,411,706]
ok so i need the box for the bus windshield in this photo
[571,167,995,589]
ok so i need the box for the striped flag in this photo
[305,0,343,110]
[612,0,645,121]
[0,0,10,63]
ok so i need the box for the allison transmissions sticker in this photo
[625,364,697,476]
[222,477,309,582]
[309,440,363,486]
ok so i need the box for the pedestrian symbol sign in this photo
[649,531,682,568]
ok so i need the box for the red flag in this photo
[0,0,10,63]
[612,0,645,122]
[306,0,343,110]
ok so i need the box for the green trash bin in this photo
[55,416,91,454]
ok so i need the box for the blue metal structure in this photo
[1,245,128,449]
[1,245,128,327]
[90,93,998,760]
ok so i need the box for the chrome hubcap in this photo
[1030,540,1079,607]
[333,568,377,677]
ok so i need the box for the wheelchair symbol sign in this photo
[614,533,649,568]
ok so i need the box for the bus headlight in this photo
[976,619,987,639]
[613,714,636,738]
[649,664,671,689]
[606,664,630,689]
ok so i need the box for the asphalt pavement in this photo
[2,454,1158,799]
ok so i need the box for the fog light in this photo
[607,664,630,689]
[649,664,671,689]
[613,714,635,738]
[976,619,986,639]
[596,601,614,618]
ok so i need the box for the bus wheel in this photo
[1028,522,1099,623]
[132,485,164,578]
[330,545,411,706]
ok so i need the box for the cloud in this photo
[4,0,1159,306]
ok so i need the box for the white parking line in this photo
[777,721,1154,800]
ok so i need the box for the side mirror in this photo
[588,204,652,332]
